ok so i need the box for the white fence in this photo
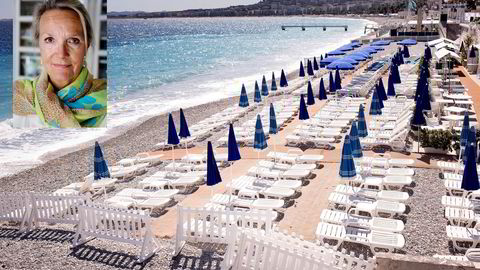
[0,192,30,231]
[173,206,275,256]
[228,228,376,270]
[73,203,159,263]
[27,193,89,231]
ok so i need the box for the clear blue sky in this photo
[108,0,261,12]
[0,0,13,19]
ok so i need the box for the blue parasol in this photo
[178,108,191,138]
[167,113,180,145]
[307,59,314,76]
[329,71,336,92]
[280,69,288,87]
[271,72,277,91]
[94,141,110,180]
[318,78,327,100]
[326,61,355,70]
[307,81,315,105]
[227,123,241,162]
[357,104,368,137]
[299,61,305,77]
[313,57,319,70]
[239,84,249,107]
[339,135,356,178]
[369,89,382,115]
[254,114,268,151]
[261,75,269,96]
[206,141,222,186]
[254,81,262,103]
[299,94,309,120]
[335,68,342,90]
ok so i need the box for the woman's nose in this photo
[55,42,69,58]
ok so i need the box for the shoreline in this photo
[0,16,380,182]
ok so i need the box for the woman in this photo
[13,0,107,128]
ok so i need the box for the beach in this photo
[1,15,471,269]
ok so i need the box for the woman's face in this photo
[38,9,87,90]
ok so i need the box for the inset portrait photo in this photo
[12,0,107,128]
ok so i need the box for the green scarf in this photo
[14,67,107,128]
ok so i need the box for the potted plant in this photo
[420,129,454,154]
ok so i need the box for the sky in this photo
[0,1,13,19]
[108,0,261,12]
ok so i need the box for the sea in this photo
[0,16,373,177]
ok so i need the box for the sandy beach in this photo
[2,15,478,269]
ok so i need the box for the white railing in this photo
[173,206,275,257]
[73,203,159,263]
[27,193,89,231]
[0,192,30,231]
[229,228,376,270]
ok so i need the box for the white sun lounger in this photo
[257,160,316,171]
[437,161,464,174]
[380,176,413,189]
[58,177,118,195]
[181,154,205,164]
[368,168,415,177]
[296,154,324,164]
[210,194,284,211]
[227,175,303,192]
[446,225,480,251]
[238,186,295,200]
[359,156,414,168]
[267,151,298,164]
[320,209,405,233]
[443,173,463,181]
[116,188,179,199]
[135,152,164,165]
[442,195,480,209]
[164,162,194,173]
[445,206,480,227]
[315,222,405,254]
[334,184,409,202]
[104,196,171,211]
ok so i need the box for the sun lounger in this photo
[116,188,179,199]
[164,162,194,173]
[358,156,414,168]
[437,161,464,174]
[135,152,164,165]
[445,206,480,227]
[320,209,404,233]
[104,196,170,211]
[381,175,414,189]
[446,225,480,251]
[210,194,284,211]
[181,154,205,164]
[227,175,302,193]
[238,186,295,200]
[315,222,405,254]
[267,151,298,164]
[257,160,316,171]
[84,165,139,181]
[335,184,409,202]
[442,195,480,209]
[368,168,415,177]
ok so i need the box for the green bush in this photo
[420,129,454,151]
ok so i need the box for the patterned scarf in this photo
[13,67,107,128]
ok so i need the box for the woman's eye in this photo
[68,38,80,45]
[44,37,53,43]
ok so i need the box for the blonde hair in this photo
[33,0,93,51]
